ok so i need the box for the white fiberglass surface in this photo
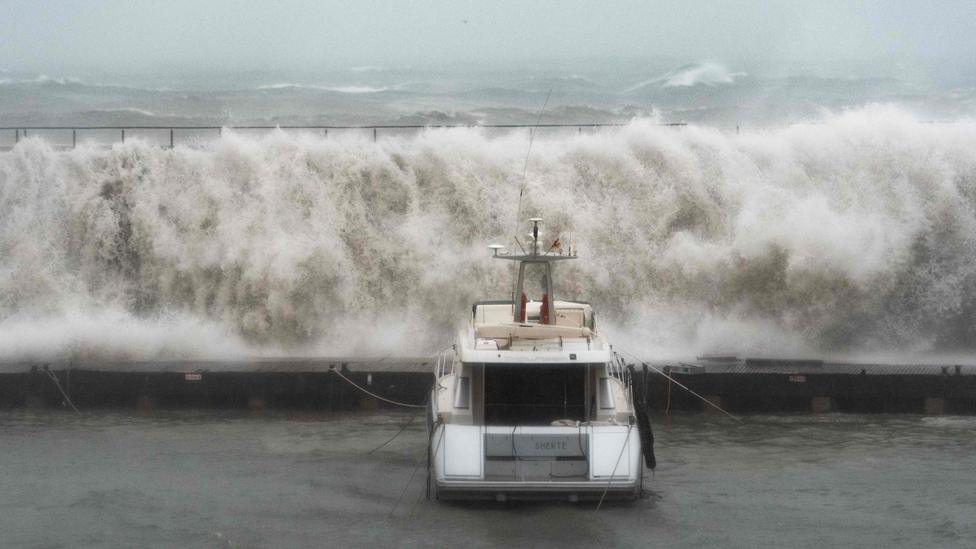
[440,425,482,478]
[590,426,635,479]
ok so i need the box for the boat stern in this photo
[430,423,642,501]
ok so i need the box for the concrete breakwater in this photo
[1,357,974,414]
[0,359,433,412]
[639,357,976,415]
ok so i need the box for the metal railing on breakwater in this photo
[0,123,688,149]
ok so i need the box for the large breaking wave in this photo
[2,105,975,361]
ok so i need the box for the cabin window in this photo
[453,376,470,409]
[483,365,586,425]
[598,377,615,409]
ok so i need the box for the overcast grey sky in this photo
[1,0,974,73]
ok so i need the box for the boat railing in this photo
[435,353,445,378]
[435,347,458,378]
[609,350,629,383]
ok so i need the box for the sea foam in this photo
[1,106,974,360]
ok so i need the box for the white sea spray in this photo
[1,106,974,360]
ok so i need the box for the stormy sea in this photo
[2,60,975,548]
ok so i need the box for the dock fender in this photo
[628,365,657,470]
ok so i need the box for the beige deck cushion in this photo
[555,308,584,328]
[474,301,592,326]
[475,322,592,340]
[475,303,515,324]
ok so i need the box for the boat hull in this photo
[433,480,640,501]
[429,423,642,501]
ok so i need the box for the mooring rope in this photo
[389,446,428,517]
[43,367,80,414]
[596,423,633,511]
[367,398,426,455]
[425,418,446,502]
[330,368,427,409]
[665,367,673,417]
[614,347,743,423]
[392,419,445,515]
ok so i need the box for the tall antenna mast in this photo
[508,89,553,307]
[512,88,552,254]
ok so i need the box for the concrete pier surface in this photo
[1,356,974,414]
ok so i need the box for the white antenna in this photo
[508,91,553,304]
[512,89,552,253]
[528,218,542,255]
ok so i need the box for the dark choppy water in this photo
[1,411,974,548]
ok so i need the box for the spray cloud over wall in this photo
[1,105,975,361]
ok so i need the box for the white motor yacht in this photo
[427,219,654,501]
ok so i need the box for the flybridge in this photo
[469,218,601,361]
[488,218,578,325]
